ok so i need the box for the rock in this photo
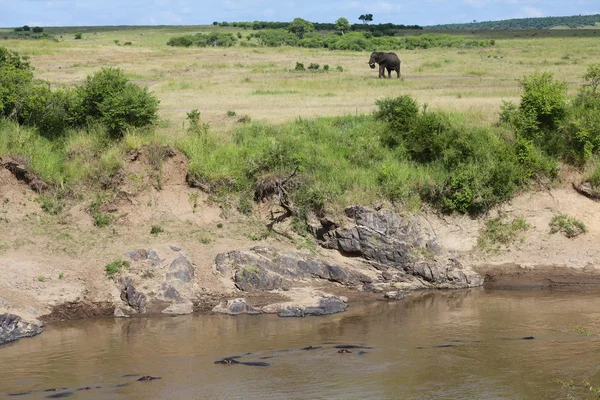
[573,181,600,200]
[169,245,181,252]
[384,291,405,300]
[277,295,347,317]
[162,301,193,315]
[0,314,42,345]
[114,305,134,318]
[212,298,263,315]
[317,206,483,290]
[214,246,370,292]
[120,277,147,313]
[167,255,194,283]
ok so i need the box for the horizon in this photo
[0,0,598,29]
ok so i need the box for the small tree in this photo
[74,32,83,40]
[287,18,314,39]
[582,63,600,94]
[32,26,43,33]
[335,17,350,35]
[22,25,30,31]
[358,14,373,24]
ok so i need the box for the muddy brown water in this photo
[2,289,600,399]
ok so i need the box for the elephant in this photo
[368,52,401,78]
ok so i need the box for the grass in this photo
[1,26,599,224]
[549,214,587,238]
[150,225,164,235]
[105,259,130,277]
[478,216,530,251]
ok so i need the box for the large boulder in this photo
[212,291,348,318]
[215,246,371,292]
[0,314,43,345]
[114,246,199,316]
[317,206,483,290]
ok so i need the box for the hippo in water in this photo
[137,376,161,381]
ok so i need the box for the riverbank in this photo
[3,143,600,345]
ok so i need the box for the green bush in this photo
[167,32,237,47]
[375,95,420,148]
[549,214,586,238]
[295,62,305,71]
[105,259,130,277]
[98,83,159,136]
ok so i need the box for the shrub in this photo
[375,95,420,147]
[32,27,43,33]
[549,214,586,238]
[308,63,319,70]
[295,62,305,71]
[227,110,236,117]
[150,225,164,234]
[336,66,344,72]
[323,64,329,71]
[74,33,82,40]
[105,259,130,277]
[98,83,159,136]
[478,216,529,251]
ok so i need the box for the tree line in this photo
[427,14,600,30]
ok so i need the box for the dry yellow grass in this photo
[2,27,598,132]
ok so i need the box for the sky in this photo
[0,0,598,28]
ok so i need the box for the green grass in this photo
[105,259,130,277]
[478,216,530,251]
[150,225,164,234]
[549,214,587,238]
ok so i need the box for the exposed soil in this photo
[2,147,600,327]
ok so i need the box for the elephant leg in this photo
[387,68,392,78]
[379,64,385,78]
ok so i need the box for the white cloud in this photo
[521,6,544,17]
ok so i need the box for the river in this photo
[2,289,600,399]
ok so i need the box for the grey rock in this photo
[166,255,194,283]
[278,296,347,317]
[162,301,193,315]
[384,291,406,300]
[215,246,370,292]
[318,206,482,290]
[169,245,182,252]
[0,314,42,345]
[120,277,147,313]
[212,298,263,315]
[163,286,182,301]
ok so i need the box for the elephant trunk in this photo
[369,63,376,69]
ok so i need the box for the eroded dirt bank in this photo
[2,150,600,343]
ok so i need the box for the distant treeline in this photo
[167,31,494,51]
[427,14,600,30]
[213,21,422,36]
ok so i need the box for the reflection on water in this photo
[2,289,600,399]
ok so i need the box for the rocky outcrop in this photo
[215,246,372,291]
[212,291,348,317]
[114,246,198,316]
[0,314,43,345]
[313,206,483,291]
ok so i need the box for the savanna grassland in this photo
[1,25,600,223]
[2,26,597,128]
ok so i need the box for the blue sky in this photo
[0,0,598,28]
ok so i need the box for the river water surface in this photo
[2,289,600,399]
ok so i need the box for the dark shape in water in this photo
[415,346,425,350]
[77,386,101,391]
[434,344,455,348]
[239,361,270,367]
[522,336,535,340]
[8,392,32,397]
[46,393,73,399]
[334,345,373,349]
[357,351,368,355]
[338,349,352,353]
[137,376,161,381]
[44,388,67,392]
[121,374,140,377]
[113,383,130,388]
[300,346,321,350]
[258,356,275,360]
[214,358,241,365]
